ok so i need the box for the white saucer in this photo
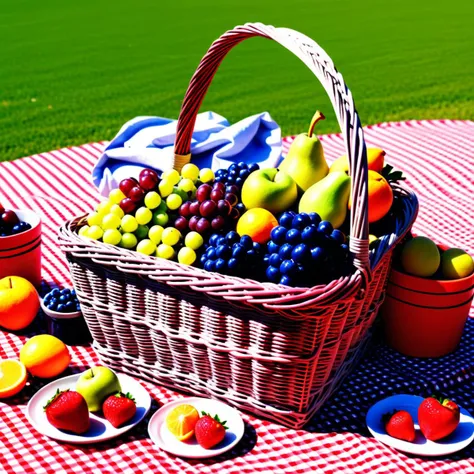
[366,394,474,456]
[26,372,151,444]
[148,397,245,458]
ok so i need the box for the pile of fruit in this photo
[44,366,136,434]
[398,236,473,280]
[43,288,81,314]
[166,403,227,449]
[383,396,460,442]
[80,110,403,287]
[0,205,32,237]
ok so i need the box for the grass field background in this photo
[1,0,473,162]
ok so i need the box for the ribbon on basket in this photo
[92,111,283,196]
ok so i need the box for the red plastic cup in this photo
[381,259,474,358]
[0,209,42,287]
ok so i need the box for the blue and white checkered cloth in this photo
[92,111,283,196]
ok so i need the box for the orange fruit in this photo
[165,404,200,441]
[20,334,71,378]
[330,148,385,174]
[349,170,393,223]
[0,359,28,398]
[0,276,40,331]
[236,208,278,244]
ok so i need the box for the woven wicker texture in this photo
[58,23,418,428]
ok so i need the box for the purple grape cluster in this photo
[263,211,352,287]
[200,231,265,276]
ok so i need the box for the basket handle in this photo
[173,22,371,285]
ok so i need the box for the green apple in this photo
[76,366,121,412]
[241,168,297,214]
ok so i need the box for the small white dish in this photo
[148,397,245,458]
[40,298,81,320]
[26,372,151,444]
[366,394,474,456]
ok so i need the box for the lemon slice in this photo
[165,404,200,441]
[0,359,28,398]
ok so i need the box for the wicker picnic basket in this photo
[59,23,418,428]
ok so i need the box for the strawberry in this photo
[43,389,90,434]
[382,410,416,442]
[418,396,460,441]
[194,411,228,449]
[102,392,136,428]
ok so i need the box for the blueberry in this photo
[217,236,226,246]
[318,221,333,235]
[301,225,319,245]
[229,163,238,173]
[263,254,270,264]
[215,176,223,183]
[279,243,293,259]
[49,297,58,306]
[70,289,76,296]
[57,303,66,313]
[266,266,280,282]
[207,248,217,260]
[232,245,245,259]
[311,247,326,263]
[286,229,301,245]
[252,242,262,252]
[270,226,287,245]
[60,288,71,296]
[215,258,227,271]
[226,176,235,184]
[216,245,231,259]
[209,234,220,247]
[267,241,280,254]
[240,235,253,250]
[204,260,215,272]
[59,294,69,303]
[291,244,310,263]
[246,249,256,259]
[237,161,246,169]
[269,253,282,267]
[228,258,239,271]
[331,229,346,244]
[236,203,246,213]
[239,169,249,178]
[229,169,238,177]
[65,301,75,312]
[12,224,22,234]
[341,243,349,252]
[44,294,52,304]
[200,254,208,265]
[309,213,321,226]
[47,302,57,311]
[248,163,259,173]
[279,212,295,229]
[235,177,243,186]
[280,259,298,276]
[51,288,60,297]
[75,304,81,312]
[226,231,240,245]
[292,214,310,230]
[279,275,294,287]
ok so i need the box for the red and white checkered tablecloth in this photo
[1,120,473,474]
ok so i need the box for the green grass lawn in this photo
[1,0,473,161]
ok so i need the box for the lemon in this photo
[20,335,70,379]
[165,404,200,441]
[0,359,27,398]
[236,208,278,244]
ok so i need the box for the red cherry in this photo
[196,184,212,203]
[179,201,191,218]
[120,198,137,214]
[1,210,19,226]
[139,170,159,191]
[174,217,188,232]
[129,186,145,203]
[210,189,225,202]
[211,216,225,230]
[196,218,211,234]
[199,200,217,218]
[212,182,226,192]
[119,178,138,197]
[217,200,231,216]
[189,216,200,231]
[189,201,201,216]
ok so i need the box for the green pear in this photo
[298,171,351,228]
[279,110,329,193]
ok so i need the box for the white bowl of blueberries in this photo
[41,288,81,319]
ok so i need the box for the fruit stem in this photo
[8,278,12,289]
[308,110,325,137]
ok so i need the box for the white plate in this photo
[26,373,151,444]
[148,397,245,458]
[366,394,474,456]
